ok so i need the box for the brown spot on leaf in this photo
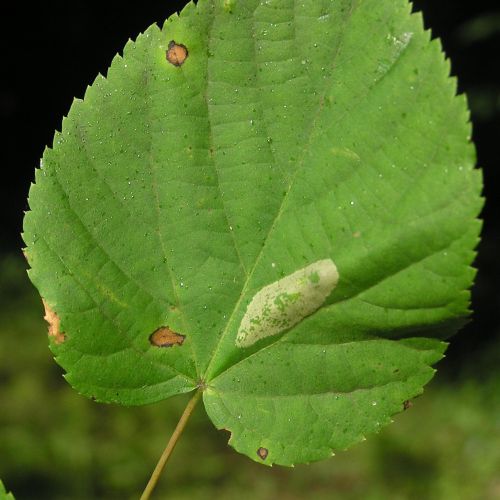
[149,326,185,348]
[166,41,188,67]
[221,428,232,438]
[257,447,268,460]
[42,299,66,344]
[403,400,413,410]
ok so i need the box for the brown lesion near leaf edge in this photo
[42,299,66,344]
[166,41,188,67]
[403,400,413,410]
[149,326,185,348]
[257,447,269,460]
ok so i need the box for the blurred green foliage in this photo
[454,10,500,127]
[457,13,500,45]
[1,254,499,499]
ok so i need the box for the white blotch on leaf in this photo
[235,259,339,348]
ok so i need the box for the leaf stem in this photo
[140,389,202,500]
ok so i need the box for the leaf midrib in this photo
[202,0,360,382]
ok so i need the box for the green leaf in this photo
[23,0,482,465]
[0,480,15,500]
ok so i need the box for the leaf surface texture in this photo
[24,0,482,465]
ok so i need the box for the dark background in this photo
[0,2,499,498]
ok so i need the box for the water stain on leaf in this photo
[42,299,66,344]
[166,41,188,66]
[149,326,185,348]
[257,447,268,460]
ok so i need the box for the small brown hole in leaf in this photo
[257,447,268,460]
[149,326,185,348]
[403,400,413,410]
[42,299,66,344]
[166,41,188,66]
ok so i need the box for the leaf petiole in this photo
[140,389,202,500]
